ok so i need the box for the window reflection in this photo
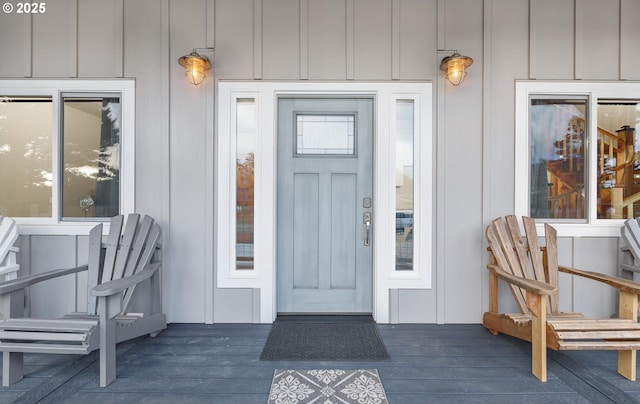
[396,100,414,271]
[236,99,255,270]
[62,96,121,219]
[596,100,640,219]
[529,98,587,219]
[0,97,53,217]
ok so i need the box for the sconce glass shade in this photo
[178,50,212,85]
[440,52,473,86]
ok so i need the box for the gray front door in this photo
[277,98,373,313]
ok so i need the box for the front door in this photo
[277,98,373,313]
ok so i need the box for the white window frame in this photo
[515,80,640,237]
[216,81,432,324]
[0,79,135,235]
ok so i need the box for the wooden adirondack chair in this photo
[0,216,20,283]
[0,214,166,387]
[484,215,640,382]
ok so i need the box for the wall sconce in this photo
[178,49,212,85]
[439,50,473,86]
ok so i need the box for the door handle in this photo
[363,212,371,246]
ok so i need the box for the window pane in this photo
[396,100,414,270]
[296,114,355,155]
[236,99,255,270]
[597,100,640,219]
[529,98,587,219]
[62,96,120,219]
[0,97,53,217]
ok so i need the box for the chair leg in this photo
[99,294,120,387]
[99,317,116,387]
[618,350,636,381]
[618,290,638,380]
[3,352,23,386]
[527,291,547,382]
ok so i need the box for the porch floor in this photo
[1,323,639,403]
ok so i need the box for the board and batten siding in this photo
[0,0,637,324]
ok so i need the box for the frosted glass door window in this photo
[296,114,355,155]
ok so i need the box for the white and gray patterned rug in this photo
[267,369,388,404]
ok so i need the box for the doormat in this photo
[267,369,389,404]
[260,316,390,361]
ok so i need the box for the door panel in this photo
[277,97,373,313]
[293,173,319,289]
[331,173,357,289]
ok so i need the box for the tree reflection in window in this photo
[62,96,120,219]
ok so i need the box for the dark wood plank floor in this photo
[1,323,639,403]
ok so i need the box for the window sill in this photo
[536,221,624,238]
[16,221,110,236]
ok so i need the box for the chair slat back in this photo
[522,216,546,283]
[122,221,161,313]
[505,215,533,279]
[100,215,124,285]
[486,217,529,313]
[111,214,140,280]
[121,215,153,279]
[0,216,18,264]
[487,215,560,314]
[86,223,104,315]
[87,214,160,316]
[542,222,560,313]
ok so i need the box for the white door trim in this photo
[215,81,433,324]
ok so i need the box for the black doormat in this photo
[260,315,390,361]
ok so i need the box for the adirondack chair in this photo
[0,216,20,283]
[0,214,166,387]
[484,215,640,382]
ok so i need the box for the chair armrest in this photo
[559,265,640,295]
[0,265,88,295]
[90,262,161,297]
[621,263,640,274]
[487,264,557,295]
[0,264,19,276]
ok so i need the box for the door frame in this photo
[215,81,433,324]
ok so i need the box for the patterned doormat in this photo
[260,316,390,361]
[267,369,388,404]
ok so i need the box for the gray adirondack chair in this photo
[0,214,166,387]
[0,216,20,283]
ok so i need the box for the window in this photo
[516,81,640,233]
[236,99,256,270]
[296,114,355,155]
[395,100,414,271]
[0,80,135,232]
